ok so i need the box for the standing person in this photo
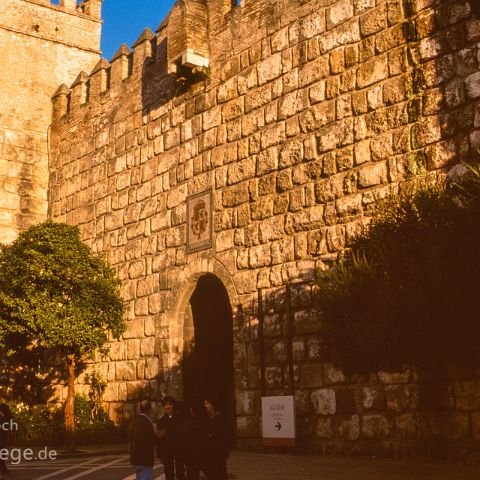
[157,396,186,480]
[0,402,12,479]
[130,400,157,480]
[180,398,208,480]
[203,397,232,480]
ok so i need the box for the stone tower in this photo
[0,0,102,243]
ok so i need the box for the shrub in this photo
[8,401,63,445]
[316,167,480,374]
[7,395,121,446]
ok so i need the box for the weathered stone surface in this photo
[357,57,388,88]
[472,412,480,440]
[336,415,361,440]
[362,386,385,411]
[324,364,346,384]
[362,415,393,438]
[454,381,480,410]
[115,361,137,381]
[316,417,334,438]
[126,339,140,360]
[327,0,354,29]
[465,72,480,98]
[299,56,330,88]
[378,370,411,384]
[442,412,469,440]
[357,162,388,188]
[396,413,416,439]
[385,385,419,412]
[311,389,336,415]
[257,54,283,86]
[425,140,457,170]
[236,415,259,438]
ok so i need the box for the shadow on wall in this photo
[140,36,209,120]
[0,347,63,406]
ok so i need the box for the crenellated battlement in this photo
[51,0,248,119]
[27,0,102,21]
[52,26,158,118]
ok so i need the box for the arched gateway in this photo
[183,274,235,425]
[163,258,237,431]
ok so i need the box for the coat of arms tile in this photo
[186,189,213,253]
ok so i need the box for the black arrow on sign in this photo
[275,421,282,431]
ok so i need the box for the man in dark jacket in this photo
[203,397,232,480]
[130,400,157,480]
[180,398,208,480]
[157,396,186,480]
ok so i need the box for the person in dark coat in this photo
[130,400,157,480]
[180,398,208,480]
[157,396,186,480]
[203,397,232,480]
[0,402,12,477]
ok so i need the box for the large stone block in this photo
[357,57,388,88]
[454,381,480,411]
[145,357,159,379]
[311,388,336,415]
[385,385,419,412]
[360,4,387,37]
[257,53,283,85]
[236,415,259,438]
[357,162,388,188]
[396,413,416,439]
[123,318,145,339]
[442,412,469,440]
[362,414,393,438]
[318,19,360,54]
[115,361,137,381]
[300,363,323,388]
[316,417,334,438]
[336,415,360,440]
[126,339,140,360]
[361,386,385,411]
[299,56,330,88]
[300,8,326,39]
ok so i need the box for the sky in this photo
[100,0,177,60]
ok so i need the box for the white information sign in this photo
[261,395,296,447]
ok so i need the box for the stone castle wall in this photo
[0,0,101,243]
[48,0,480,457]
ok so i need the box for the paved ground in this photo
[5,448,480,480]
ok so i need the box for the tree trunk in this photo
[65,354,76,453]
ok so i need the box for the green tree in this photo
[0,221,125,450]
[316,167,480,375]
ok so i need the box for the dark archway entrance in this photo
[182,274,235,426]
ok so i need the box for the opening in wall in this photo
[127,53,133,77]
[85,80,90,104]
[105,68,111,91]
[182,274,235,433]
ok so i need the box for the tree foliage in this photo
[0,221,125,357]
[0,221,125,449]
[316,167,480,375]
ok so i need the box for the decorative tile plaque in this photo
[186,189,213,253]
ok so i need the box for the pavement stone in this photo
[7,446,480,480]
[227,451,480,480]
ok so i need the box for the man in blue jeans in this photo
[130,400,157,480]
